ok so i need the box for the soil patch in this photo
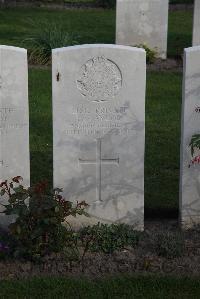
[147,58,183,72]
[0,219,200,280]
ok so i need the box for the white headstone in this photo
[180,46,200,228]
[116,0,169,59]
[53,44,146,230]
[0,45,30,226]
[193,0,200,46]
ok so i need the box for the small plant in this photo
[188,134,200,167]
[23,21,78,64]
[189,134,200,156]
[79,223,140,254]
[135,44,157,64]
[0,177,88,259]
[154,231,185,259]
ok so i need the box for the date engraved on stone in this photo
[77,56,122,102]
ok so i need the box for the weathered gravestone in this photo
[116,0,169,59]
[53,44,146,230]
[193,0,200,46]
[0,45,30,226]
[180,46,200,228]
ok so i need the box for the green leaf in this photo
[55,206,60,213]
[16,225,21,234]
[0,189,5,196]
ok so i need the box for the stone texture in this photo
[180,46,200,228]
[53,44,146,230]
[116,0,169,59]
[0,45,30,226]
[193,0,200,46]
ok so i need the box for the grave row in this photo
[116,0,200,59]
[0,44,200,229]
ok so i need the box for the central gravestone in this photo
[53,45,146,229]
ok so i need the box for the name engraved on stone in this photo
[0,107,27,134]
[66,105,130,136]
[0,108,15,121]
[77,56,122,102]
[79,138,119,203]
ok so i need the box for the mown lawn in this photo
[0,7,193,57]
[0,275,199,299]
[29,68,181,214]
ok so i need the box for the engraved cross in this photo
[79,138,119,202]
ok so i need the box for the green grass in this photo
[0,275,199,298]
[29,69,181,213]
[29,68,52,185]
[168,10,193,57]
[0,7,193,58]
[145,72,181,214]
[0,8,115,47]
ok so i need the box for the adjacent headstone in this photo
[53,44,146,230]
[116,0,169,59]
[193,0,200,46]
[180,46,200,228]
[0,45,30,226]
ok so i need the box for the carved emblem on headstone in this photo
[77,56,122,102]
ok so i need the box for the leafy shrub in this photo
[0,177,88,260]
[79,223,140,254]
[97,0,116,8]
[135,44,156,64]
[154,231,185,259]
[24,21,78,64]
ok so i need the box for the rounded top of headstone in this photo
[0,45,27,53]
[52,44,146,54]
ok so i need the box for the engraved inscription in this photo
[0,107,28,135]
[0,108,15,121]
[66,105,131,136]
[79,138,119,203]
[77,56,122,102]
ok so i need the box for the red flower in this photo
[0,180,7,188]
[189,155,200,167]
[12,176,23,183]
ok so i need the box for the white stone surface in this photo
[180,46,200,228]
[193,0,200,46]
[0,45,30,226]
[116,0,169,59]
[53,44,146,230]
